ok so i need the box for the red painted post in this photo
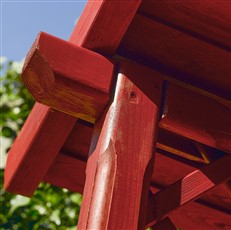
[77,73,161,229]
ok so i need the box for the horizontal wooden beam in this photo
[118,14,231,100]
[5,0,138,198]
[139,0,231,50]
[42,149,231,228]
[70,0,141,55]
[43,153,86,194]
[160,82,231,153]
[145,155,231,227]
[169,201,231,230]
[119,60,231,153]
[4,103,77,196]
[21,32,114,123]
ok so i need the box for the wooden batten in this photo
[21,32,114,123]
[4,103,77,196]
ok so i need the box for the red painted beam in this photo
[160,82,231,153]
[139,0,231,50]
[43,153,86,194]
[145,155,231,227]
[70,0,141,55]
[4,103,76,196]
[118,14,231,99]
[77,74,161,229]
[21,32,114,123]
[4,0,141,196]
[170,201,231,230]
[119,60,231,153]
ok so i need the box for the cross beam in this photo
[21,32,114,123]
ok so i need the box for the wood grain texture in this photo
[61,119,93,161]
[119,60,231,153]
[70,0,141,55]
[118,14,231,99]
[43,153,86,194]
[139,0,231,50]
[170,201,231,230]
[146,155,231,227]
[160,82,231,153]
[77,73,161,229]
[21,32,114,123]
[4,103,77,196]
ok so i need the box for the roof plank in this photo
[139,0,231,50]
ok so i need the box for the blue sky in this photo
[1,0,87,61]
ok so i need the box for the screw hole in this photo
[130,91,137,99]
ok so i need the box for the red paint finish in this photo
[120,60,231,153]
[21,32,114,123]
[170,201,231,230]
[77,74,161,229]
[4,103,76,196]
[146,155,231,227]
[160,82,231,153]
[43,153,86,194]
[118,14,231,99]
[139,0,231,50]
[70,0,141,55]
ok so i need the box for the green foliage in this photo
[0,59,34,145]
[0,58,82,229]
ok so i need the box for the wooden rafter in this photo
[145,155,231,227]
[4,103,76,196]
[70,0,142,55]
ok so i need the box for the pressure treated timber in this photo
[77,73,160,229]
[139,0,231,50]
[119,60,231,153]
[41,149,231,227]
[61,119,93,161]
[21,32,114,123]
[145,155,231,227]
[4,103,77,196]
[169,201,231,230]
[157,128,209,164]
[70,0,141,55]
[43,153,86,194]
[160,82,231,153]
[5,0,140,197]
[118,14,231,100]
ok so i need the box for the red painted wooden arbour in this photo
[4,1,231,229]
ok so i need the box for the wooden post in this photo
[78,73,160,229]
